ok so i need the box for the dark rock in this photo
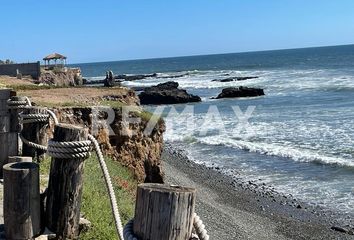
[236,76,259,81]
[214,86,265,99]
[84,73,158,85]
[139,81,201,105]
[104,70,116,87]
[153,81,179,90]
[131,87,147,92]
[212,76,259,82]
[212,78,235,82]
[116,73,158,81]
[331,226,349,233]
[157,73,189,79]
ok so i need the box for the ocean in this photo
[73,44,354,218]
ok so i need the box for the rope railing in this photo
[8,96,209,240]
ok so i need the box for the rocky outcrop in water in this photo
[104,71,117,87]
[138,81,201,105]
[83,73,158,85]
[115,73,158,81]
[212,76,259,82]
[214,86,265,99]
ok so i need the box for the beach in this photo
[163,143,354,240]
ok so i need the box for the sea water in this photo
[73,44,354,217]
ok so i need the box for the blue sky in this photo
[1,0,354,63]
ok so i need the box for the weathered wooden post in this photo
[133,183,196,240]
[3,161,41,239]
[7,156,32,164]
[21,106,49,161]
[0,89,11,177]
[46,124,89,239]
[8,96,29,156]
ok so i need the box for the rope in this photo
[47,109,59,125]
[47,140,91,159]
[19,113,50,124]
[123,214,209,240]
[7,96,32,109]
[193,213,209,240]
[20,134,48,151]
[19,113,50,150]
[123,220,136,240]
[25,96,32,106]
[7,100,28,109]
[89,134,125,240]
[18,107,58,151]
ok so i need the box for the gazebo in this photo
[43,53,67,67]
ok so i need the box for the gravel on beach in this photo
[162,144,354,240]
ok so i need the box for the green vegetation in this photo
[101,100,126,109]
[8,84,56,91]
[39,155,137,240]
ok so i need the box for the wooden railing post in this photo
[46,124,89,239]
[0,89,11,178]
[133,183,196,240]
[7,156,32,164]
[3,160,41,239]
[21,106,49,161]
[8,96,29,157]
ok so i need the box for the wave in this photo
[119,68,354,94]
[165,132,354,168]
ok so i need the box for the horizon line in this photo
[70,43,354,66]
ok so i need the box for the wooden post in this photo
[46,124,89,239]
[8,96,28,157]
[9,96,27,132]
[133,184,196,240]
[0,89,11,178]
[3,161,41,239]
[7,156,32,164]
[21,106,49,161]
[0,88,11,115]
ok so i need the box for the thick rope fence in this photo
[8,97,209,240]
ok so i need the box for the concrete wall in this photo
[0,62,40,79]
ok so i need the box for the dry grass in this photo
[18,86,138,107]
[0,75,36,87]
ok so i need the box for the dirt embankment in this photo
[2,78,166,182]
[55,107,165,183]
[18,86,166,183]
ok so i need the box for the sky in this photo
[1,0,354,63]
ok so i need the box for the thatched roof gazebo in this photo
[43,53,67,66]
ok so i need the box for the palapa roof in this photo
[43,53,67,61]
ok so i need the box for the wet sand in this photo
[162,143,354,240]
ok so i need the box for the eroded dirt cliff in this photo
[54,106,165,183]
